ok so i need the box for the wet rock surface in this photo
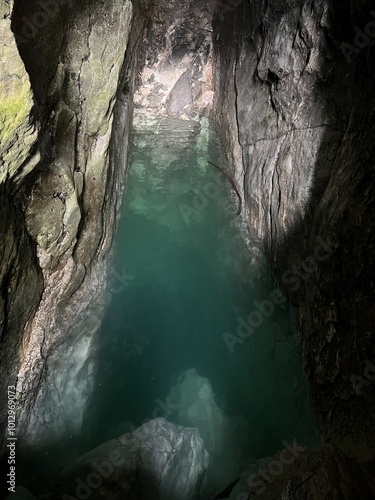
[14,0,135,447]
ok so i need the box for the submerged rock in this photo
[167,368,250,498]
[34,417,208,500]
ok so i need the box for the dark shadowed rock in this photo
[212,0,375,466]
[227,445,375,500]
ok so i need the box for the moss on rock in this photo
[0,16,38,183]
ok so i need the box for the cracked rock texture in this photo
[212,0,375,466]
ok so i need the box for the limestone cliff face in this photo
[212,0,375,460]
[0,0,152,448]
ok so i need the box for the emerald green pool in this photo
[84,115,316,495]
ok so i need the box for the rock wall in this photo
[0,0,43,449]
[134,0,215,120]
[212,0,375,461]
[0,0,152,453]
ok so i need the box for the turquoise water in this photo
[84,115,315,492]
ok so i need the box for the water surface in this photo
[84,114,316,493]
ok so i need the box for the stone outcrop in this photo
[30,417,208,500]
[0,0,43,451]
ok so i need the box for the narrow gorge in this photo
[0,0,374,499]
